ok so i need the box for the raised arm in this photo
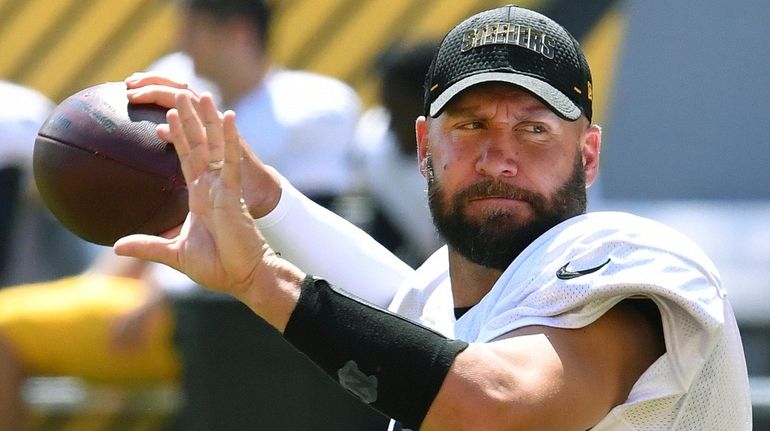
[124,73,412,306]
[114,92,664,430]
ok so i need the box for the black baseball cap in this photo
[424,4,593,122]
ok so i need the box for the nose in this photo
[475,132,518,178]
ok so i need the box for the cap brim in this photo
[429,71,582,121]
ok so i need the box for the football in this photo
[33,81,188,246]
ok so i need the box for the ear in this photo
[416,116,430,178]
[581,124,602,187]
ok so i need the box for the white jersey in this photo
[150,53,361,197]
[389,211,752,430]
[147,52,220,103]
[252,178,751,429]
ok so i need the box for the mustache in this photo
[455,179,542,205]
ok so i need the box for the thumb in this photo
[114,234,179,269]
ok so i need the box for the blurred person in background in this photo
[162,0,361,210]
[350,40,443,267]
[0,254,179,431]
[125,0,385,429]
[0,1,374,429]
[146,50,221,106]
[0,81,175,430]
[0,81,98,288]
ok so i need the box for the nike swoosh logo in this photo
[556,258,611,280]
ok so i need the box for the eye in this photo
[522,123,547,133]
[459,120,484,130]
[515,122,553,144]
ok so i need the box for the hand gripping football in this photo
[33,82,188,245]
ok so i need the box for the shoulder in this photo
[552,211,709,251]
[264,70,361,115]
[544,211,719,280]
[539,211,721,303]
[461,211,724,340]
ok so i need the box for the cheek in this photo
[435,133,487,170]
[431,149,475,191]
[517,146,578,192]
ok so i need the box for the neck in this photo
[448,248,503,308]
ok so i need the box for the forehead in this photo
[442,82,552,116]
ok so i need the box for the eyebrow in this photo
[444,102,555,121]
[443,104,484,118]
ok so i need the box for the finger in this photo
[166,108,199,183]
[155,96,218,143]
[127,84,199,109]
[114,234,179,270]
[199,93,225,164]
[222,110,242,193]
[175,92,210,177]
[125,72,189,89]
[156,123,172,144]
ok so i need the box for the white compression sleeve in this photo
[255,172,415,308]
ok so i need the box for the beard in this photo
[427,152,587,271]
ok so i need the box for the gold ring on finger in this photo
[208,160,224,171]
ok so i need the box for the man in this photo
[145,2,380,428]
[0,80,96,286]
[121,5,752,430]
[0,81,179,431]
[171,0,360,208]
[0,80,53,283]
[0,254,180,430]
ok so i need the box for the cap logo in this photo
[460,23,555,59]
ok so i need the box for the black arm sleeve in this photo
[283,275,469,429]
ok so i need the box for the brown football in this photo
[33,81,187,246]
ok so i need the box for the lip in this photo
[467,196,530,208]
[469,196,524,202]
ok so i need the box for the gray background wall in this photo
[600,0,770,200]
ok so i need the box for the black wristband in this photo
[284,275,468,429]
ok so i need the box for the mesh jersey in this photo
[388,211,752,430]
